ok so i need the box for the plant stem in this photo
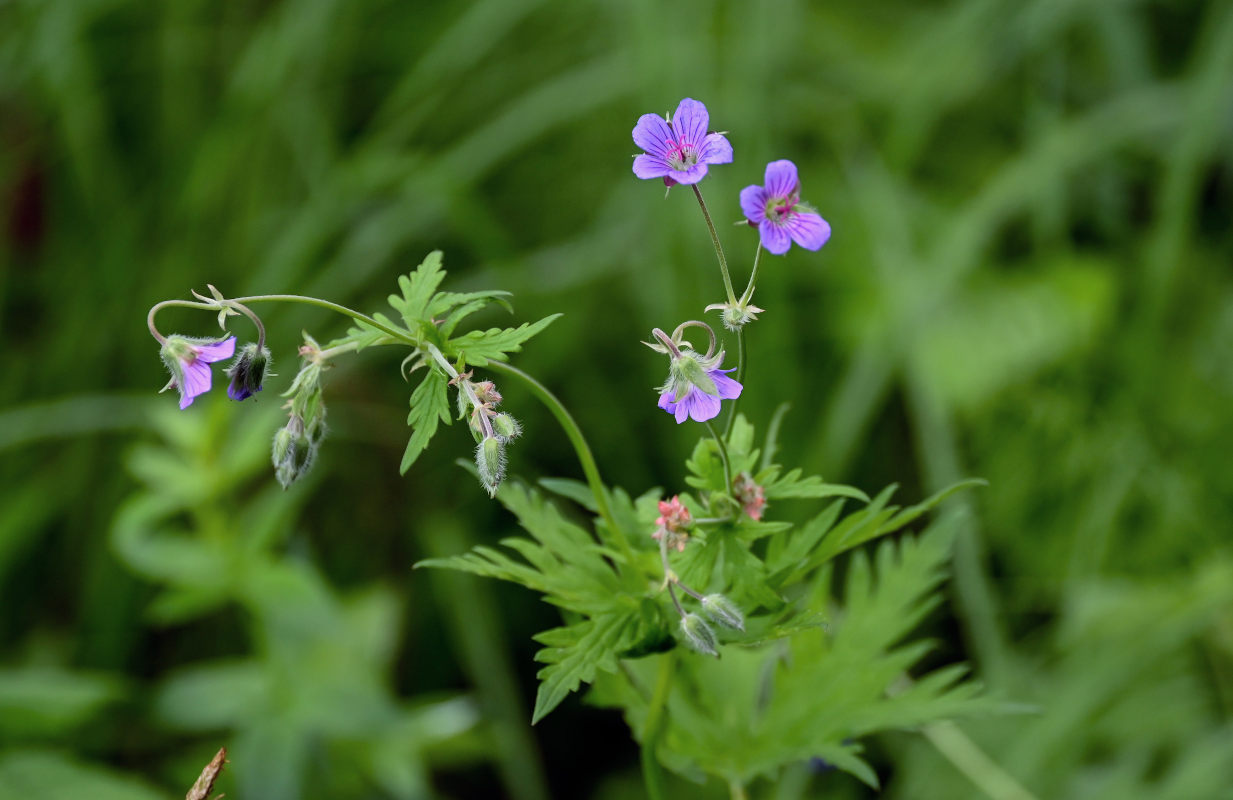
[722,328,746,438]
[640,651,676,800]
[425,343,495,439]
[691,184,737,305]
[703,419,732,499]
[738,243,764,305]
[485,360,634,566]
[923,721,1039,800]
[147,294,414,348]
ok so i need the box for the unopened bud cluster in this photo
[455,373,521,497]
[273,336,328,488]
[678,593,746,657]
[653,494,745,656]
[732,472,766,521]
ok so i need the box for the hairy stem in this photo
[691,184,737,305]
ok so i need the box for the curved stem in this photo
[485,361,634,565]
[147,294,414,348]
[640,651,676,800]
[691,185,737,305]
[228,301,267,350]
[703,420,732,499]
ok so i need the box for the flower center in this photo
[765,197,794,223]
[664,137,698,171]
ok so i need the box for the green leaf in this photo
[446,314,561,366]
[531,612,638,724]
[400,368,451,474]
[338,312,407,351]
[434,291,515,337]
[761,467,870,502]
[388,251,446,330]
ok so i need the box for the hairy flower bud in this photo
[680,613,719,657]
[226,343,271,401]
[701,594,745,632]
[475,436,506,497]
[491,412,522,442]
[272,415,319,489]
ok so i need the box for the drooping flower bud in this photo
[226,343,271,401]
[701,594,745,632]
[679,613,719,657]
[475,436,506,497]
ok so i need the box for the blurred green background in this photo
[2,0,1232,797]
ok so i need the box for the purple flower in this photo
[159,335,237,409]
[633,98,733,186]
[658,367,742,424]
[740,160,831,255]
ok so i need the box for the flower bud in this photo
[679,613,719,657]
[226,343,271,401]
[272,426,294,465]
[491,412,521,442]
[701,594,745,632]
[475,436,506,497]
[272,414,320,489]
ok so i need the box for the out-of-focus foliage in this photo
[2,0,1231,797]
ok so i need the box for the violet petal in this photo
[739,185,768,223]
[195,336,236,363]
[633,114,674,158]
[759,219,791,254]
[764,159,799,199]
[709,369,743,400]
[179,360,213,408]
[672,98,709,147]
[786,210,832,251]
[674,392,692,424]
[698,132,733,165]
[634,153,673,179]
[689,391,721,423]
[668,163,709,186]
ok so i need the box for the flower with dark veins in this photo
[159,335,237,409]
[633,98,733,186]
[740,159,831,254]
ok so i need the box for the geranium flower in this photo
[657,366,742,424]
[159,335,236,409]
[739,159,831,255]
[633,98,733,186]
[653,495,692,552]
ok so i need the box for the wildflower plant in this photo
[144,98,995,796]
